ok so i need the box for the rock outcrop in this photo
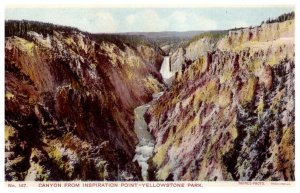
[146,19,294,181]
[170,32,225,73]
[5,27,164,181]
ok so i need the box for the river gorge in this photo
[133,56,172,180]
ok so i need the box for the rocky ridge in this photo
[5,27,164,181]
[146,19,295,181]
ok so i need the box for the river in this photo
[133,56,172,180]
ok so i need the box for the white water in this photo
[133,57,170,180]
[160,56,174,80]
[132,104,155,181]
[132,94,161,181]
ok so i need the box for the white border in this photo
[1,0,298,193]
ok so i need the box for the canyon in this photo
[133,56,172,180]
[5,12,295,181]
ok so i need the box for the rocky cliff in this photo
[5,25,164,181]
[146,18,294,181]
[170,31,226,73]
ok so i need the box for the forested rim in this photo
[5,20,163,52]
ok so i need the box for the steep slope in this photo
[170,31,227,73]
[5,26,164,181]
[146,18,294,181]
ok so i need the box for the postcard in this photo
[2,0,297,192]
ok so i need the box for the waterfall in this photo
[160,56,174,80]
[132,57,170,180]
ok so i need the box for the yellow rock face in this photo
[147,18,295,181]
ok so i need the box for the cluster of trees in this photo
[229,11,294,32]
[263,11,295,25]
[5,20,80,38]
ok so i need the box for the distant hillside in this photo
[4,20,225,55]
[185,30,228,47]
[121,31,204,39]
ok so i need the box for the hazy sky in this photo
[5,7,294,33]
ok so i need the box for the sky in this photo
[5,7,294,33]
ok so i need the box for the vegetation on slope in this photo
[186,30,228,47]
[5,20,162,52]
